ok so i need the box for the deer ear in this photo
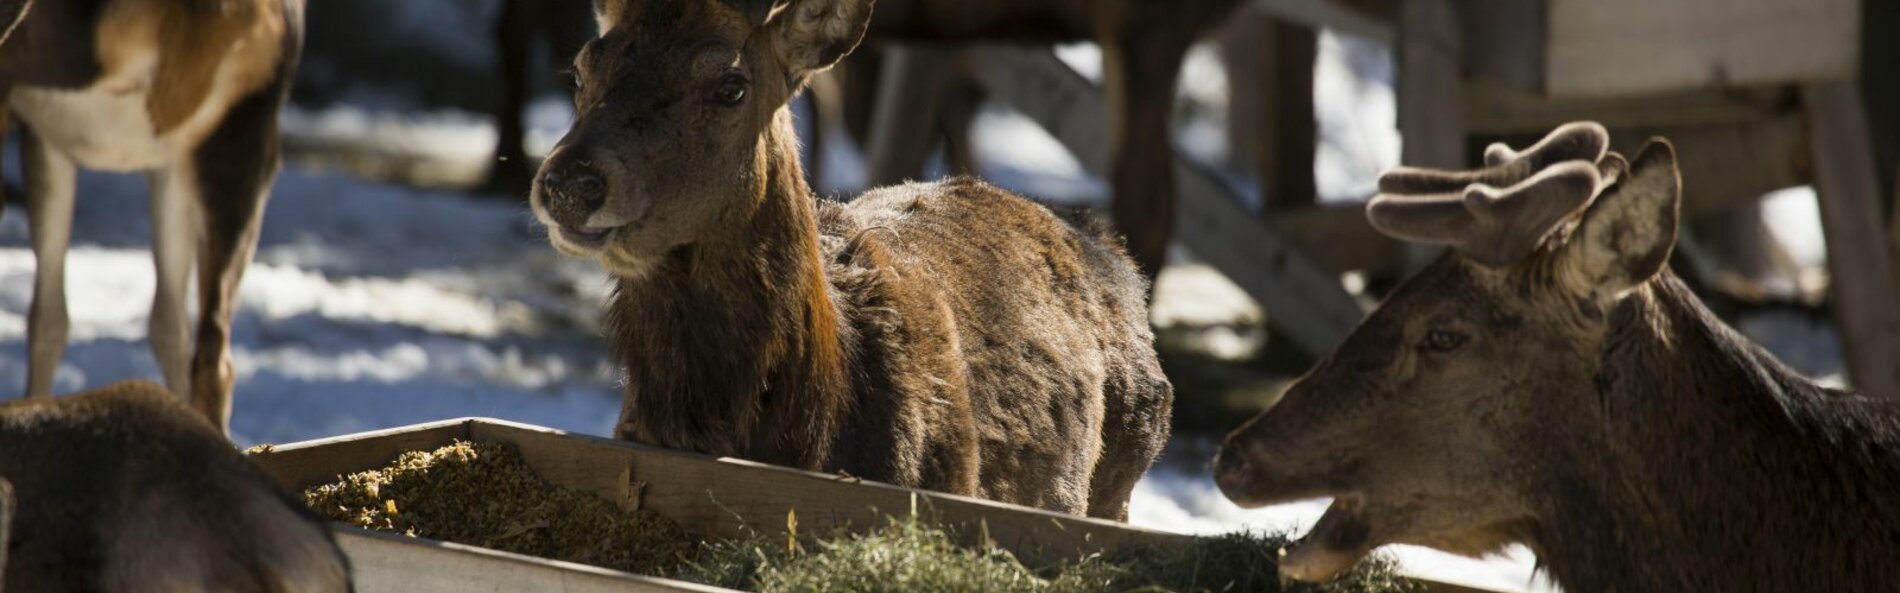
[1559,139,1681,298]
[767,0,874,81]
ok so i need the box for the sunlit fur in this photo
[536,0,1171,519]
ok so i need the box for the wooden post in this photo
[865,45,956,187]
[1802,81,1900,398]
[1395,0,1464,272]
[1221,12,1319,213]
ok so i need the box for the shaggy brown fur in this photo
[860,0,1243,278]
[1215,125,1900,590]
[536,0,1170,519]
[0,381,351,592]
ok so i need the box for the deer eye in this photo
[1423,329,1466,353]
[711,73,748,106]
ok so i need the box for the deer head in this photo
[530,0,874,278]
[1213,122,1682,581]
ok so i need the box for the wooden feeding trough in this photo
[249,418,1509,593]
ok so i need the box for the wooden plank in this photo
[964,45,1363,356]
[337,528,731,593]
[468,420,1187,569]
[1802,82,1900,398]
[470,421,644,512]
[1545,0,1858,97]
[249,419,470,491]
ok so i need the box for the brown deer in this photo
[494,0,1242,277]
[531,0,1171,519]
[0,381,350,591]
[0,0,304,434]
[1213,122,1900,591]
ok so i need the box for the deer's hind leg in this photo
[183,88,282,434]
[22,125,77,398]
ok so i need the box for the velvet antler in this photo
[1367,122,1625,267]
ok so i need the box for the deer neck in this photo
[605,107,851,470]
[1535,271,1900,591]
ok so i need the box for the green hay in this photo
[304,440,697,576]
[675,515,1419,593]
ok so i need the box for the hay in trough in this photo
[304,440,697,576]
[676,514,1419,593]
[304,441,1418,593]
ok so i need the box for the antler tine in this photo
[1369,160,1602,267]
[1379,121,1610,196]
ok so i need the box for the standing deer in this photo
[532,0,1171,519]
[1213,122,1900,591]
[0,381,350,591]
[0,0,304,434]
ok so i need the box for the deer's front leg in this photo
[22,125,76,398]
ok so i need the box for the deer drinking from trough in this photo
[1,0,304,434]
[1213,122,1900,591]
[0,381,350,591]
[530,0,1171,519]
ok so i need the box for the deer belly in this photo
[11,85,173,172]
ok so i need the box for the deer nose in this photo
[542,167,606,213]
[1213,449,1254,493]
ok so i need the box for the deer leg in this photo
[1102,34,1191,280]
[148,166,198,399]
[23,126,76,398]
[185,91,280,433]
[486,0,537,194]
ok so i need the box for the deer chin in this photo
[1280,496,1381,582]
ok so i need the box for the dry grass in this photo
[304,440,697,576]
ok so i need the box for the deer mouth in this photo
[556,223,616,250]
[1280,495,1380,582]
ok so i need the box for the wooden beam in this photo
[1463,80,1790,136]
[864,45,957,186]
[964,45,1362,356]
[1802,82,1900,398]
[1545,0,1859,98]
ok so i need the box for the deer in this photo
[0,0,304,434]
[1212,121,1900,591]
[530,0,1172,519]
[0,380,350,591]
[493,0,1241,278]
